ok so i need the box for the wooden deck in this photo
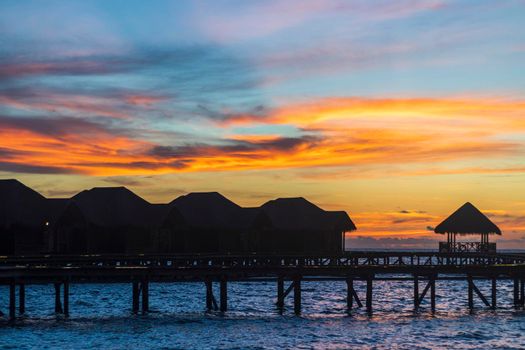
[2,251,525,320]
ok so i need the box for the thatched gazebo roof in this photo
[434,202,501,235]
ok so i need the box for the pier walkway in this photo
[2,251,525,320]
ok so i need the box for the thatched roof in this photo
[434,202,501,235]
[261,197,356,231]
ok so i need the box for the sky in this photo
[1,0,524,249]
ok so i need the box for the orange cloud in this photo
[1,96,524,177]
[222,97,525,131]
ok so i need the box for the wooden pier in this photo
[2,251,525,320]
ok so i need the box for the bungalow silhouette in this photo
[259,197,356,253]
[435,202,501,253]
[1,179,357,255]
[0,179,68,255]
[170,192,272,253]
[51,187,184,254]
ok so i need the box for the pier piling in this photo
[64,282,70,317]
[491,277,497,309]
[468,276,474,310]
[141,280,149,313]
[205,279,213,310]
[414,275,419,311]
[54,283,63,314]
[9,281,16,321]
[19,284,25,315]
[430,276,436,313]
[346,277,353,311]
[132,281,140,313]
[220,277,227,312]
[294,276,301,315]
[277,276,284,309]
[366,276,373,315]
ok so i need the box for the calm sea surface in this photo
[1,278,525,349]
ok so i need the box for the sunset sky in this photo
[1,0,524,249]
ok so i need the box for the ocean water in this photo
[1,279,525,349]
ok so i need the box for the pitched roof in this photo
[434,202,501,235]
[170,192,241,229]
[0,179,47,227]
[261,197,356,231]
[71,187,153,227]
[324,211,357,231]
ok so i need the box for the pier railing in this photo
[0,251,524,269]
[439,242,496,253]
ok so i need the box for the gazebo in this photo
[434,202,501,253]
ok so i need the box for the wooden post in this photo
[220,276,227,312]
[19,284,25,315]
[205,279,213,310]
[9,281,16,321]
[468,276,473,310]
[491,277,497,309]
[293,276,301,315]
[366,276,373,315]
[54,283,63,314]
[141,281,149,313]
[346,276,353,311]
[413,275,419,311]
[63,282,70,317]
[132,281,140,314]
[277,276,284,309]
[430,276,436,313]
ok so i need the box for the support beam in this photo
[54,283,63,314]
[19,284,25,315]
[417,279,432,306]
[294,276,301,315]
[366,276,373,315]
[471,280,490,307]
[220,277,227,312]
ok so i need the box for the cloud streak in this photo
[1,96,524,176]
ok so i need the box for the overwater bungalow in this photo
[435,202,501,253]
[170,192,271,253]
[52,187,184,254]
[0,179,69,255]
[260,197,356,253]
